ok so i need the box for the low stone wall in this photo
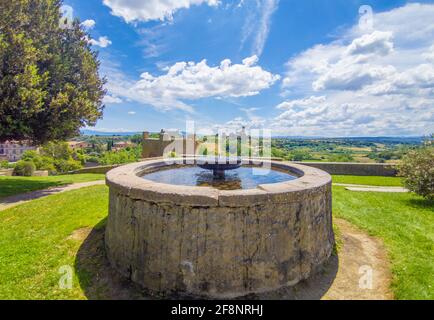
[105,159,334,298]
[294,162,398,176]
[33,170,49,177]
[72,165,119,174]
[0,169,47,177]
[0,169,13,176]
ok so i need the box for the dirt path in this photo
[333,183,408,193]
[321,219,393,300]
[344,186,408,193]
[246,219,393,300]
[0,180,106,211]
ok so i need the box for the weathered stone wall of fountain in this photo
[105,159,334,298]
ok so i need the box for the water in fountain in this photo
[142,131,296,190]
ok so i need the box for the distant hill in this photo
[81,130,142,136]
[273,136,425,144]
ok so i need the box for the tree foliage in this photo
[399,146,434,200]
[0,0,105,143]
[98,146,142,165]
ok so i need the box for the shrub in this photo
[13,161,36,177]
[399,147,434,200]
[54,159,82,174]
[0,160,9,169]
[328,153,354,162]
[72,150,86,165]
[22,150,56,174]
[38,157,56,174]
[98,147,141,165]
[289,149,313,161]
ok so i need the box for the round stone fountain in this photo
[105,157,334,298]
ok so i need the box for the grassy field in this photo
[333,187,434,299]
[0,174,105,199]
[0,186,108,299]
[0,177,432,299]
[332,175,403,186]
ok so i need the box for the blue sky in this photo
[66,0,434,136]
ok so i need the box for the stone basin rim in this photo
[105,158,332,206]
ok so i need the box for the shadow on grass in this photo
[0,178,66,200]
[74,218,149,300]
[75,218,338,300]
[403,197,434,210]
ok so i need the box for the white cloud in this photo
[128,111,136,115]
[241,0,280,57]
[105,55,280,112]
[313,64,396,91]
[209,116,266,134]
[102,0,220,23]
[275,3,434,136]
[253,0,279,57]
[345,31,394,56]
[364,3,434,47]
[423,45,434,63]
[103,95,122,104]
[81,19,96,29]
[89,36,112,48]
[276,96,326,110]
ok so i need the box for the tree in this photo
[399,147,434,200]
[40,141,72,159]
[0,0,105,144]
[130,134,143,145]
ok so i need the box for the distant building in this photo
[112,141,135,152]
[0,140,37,162]
[142,129,200,158]
[67,141,90,150]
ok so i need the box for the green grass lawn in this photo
[0,174,105,199]
[333,187,434,299]
[0,179,432,299]
[332,175,403,186]
[0,186,108,299]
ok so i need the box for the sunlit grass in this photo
[332,175,403,186]
[0,177,432,299]
[333,186,434,299]
[0,174,105,199]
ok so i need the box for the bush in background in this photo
[399,147,434,200]
[54,159,82,173]
[289,149,314,161]
[328,153,354,162]
[21,141,83,175]
[98,146,141,165]
[13,161,36,177]
[21,150,56,173]
[0,160,10,169]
